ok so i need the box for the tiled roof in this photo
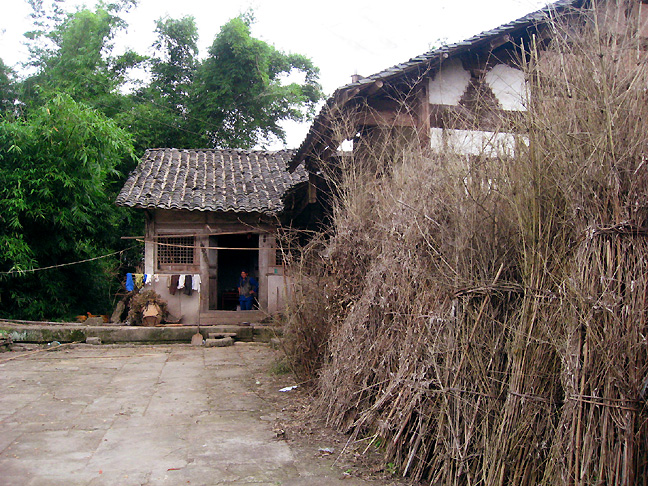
[288,0,582,171]
[116,148,308,215]
[330,0,580,92]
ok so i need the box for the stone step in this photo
[208,332,237,339]
[208,325,254,341]
[199,310,264,326]
[205,337,234,347]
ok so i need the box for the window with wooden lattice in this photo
[157,236,195,267]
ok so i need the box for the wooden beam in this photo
[366,97,403,112]
[427,104,521,132]
[490,34,511,51]
[356,109,416,127]
[365,80,384,96]
[308,173,317,204]
[330,87,360,116]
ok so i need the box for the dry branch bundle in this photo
[284,1,648,484]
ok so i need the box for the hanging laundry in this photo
[177,274,186,290]
[169,275,180,295]
[144,274,153,285]
[134,274,144,289]
[184,275,193,296]
[125,273,134,292]
[192,274,201,293]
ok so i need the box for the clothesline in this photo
[126,273,202,294]
[0,246,138,276]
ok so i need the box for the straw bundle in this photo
[283,1,648,484]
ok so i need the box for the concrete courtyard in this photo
[0,344,397,486]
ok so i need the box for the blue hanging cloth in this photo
[125,273,135,292]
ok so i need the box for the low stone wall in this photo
[0,324,281,344]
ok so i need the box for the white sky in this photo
[0,0,550,148]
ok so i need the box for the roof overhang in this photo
[288,0,583,172]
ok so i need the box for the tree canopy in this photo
[121,13,322,150]
[188,15,321,148]
[0,2,323,319]
[22,0,143,115]
[0,59,17,118]
[0,94,136,319]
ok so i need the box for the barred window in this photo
[158,237,195,265]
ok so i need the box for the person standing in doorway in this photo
[238,270,258,311]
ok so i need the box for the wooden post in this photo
[144,210,155,274]
[198,234,210,313]
[417,82,431,150]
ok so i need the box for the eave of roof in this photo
[116,148,308,216]
[288,0,583,172]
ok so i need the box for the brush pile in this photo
[284,2,648,485]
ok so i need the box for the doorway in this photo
[215,233,259,310]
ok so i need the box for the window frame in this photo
[156,235,198,271]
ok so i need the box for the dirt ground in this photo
[0,342,415,486]
[252,349,417,486]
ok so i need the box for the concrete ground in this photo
[0,344,403,486]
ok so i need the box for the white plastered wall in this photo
[267,275,293,314]
[149,276,201,324]
[428,62,528,156]
[430,128,523,157]
[484,64,527,111]
[428,58,471,106]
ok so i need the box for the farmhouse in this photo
[116,148,307,324]
[116,0,648,326]
[288,0,648,175]
[287,4,547,174]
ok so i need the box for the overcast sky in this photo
[0,0,550,148]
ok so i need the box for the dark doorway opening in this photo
[216,234,259,310]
